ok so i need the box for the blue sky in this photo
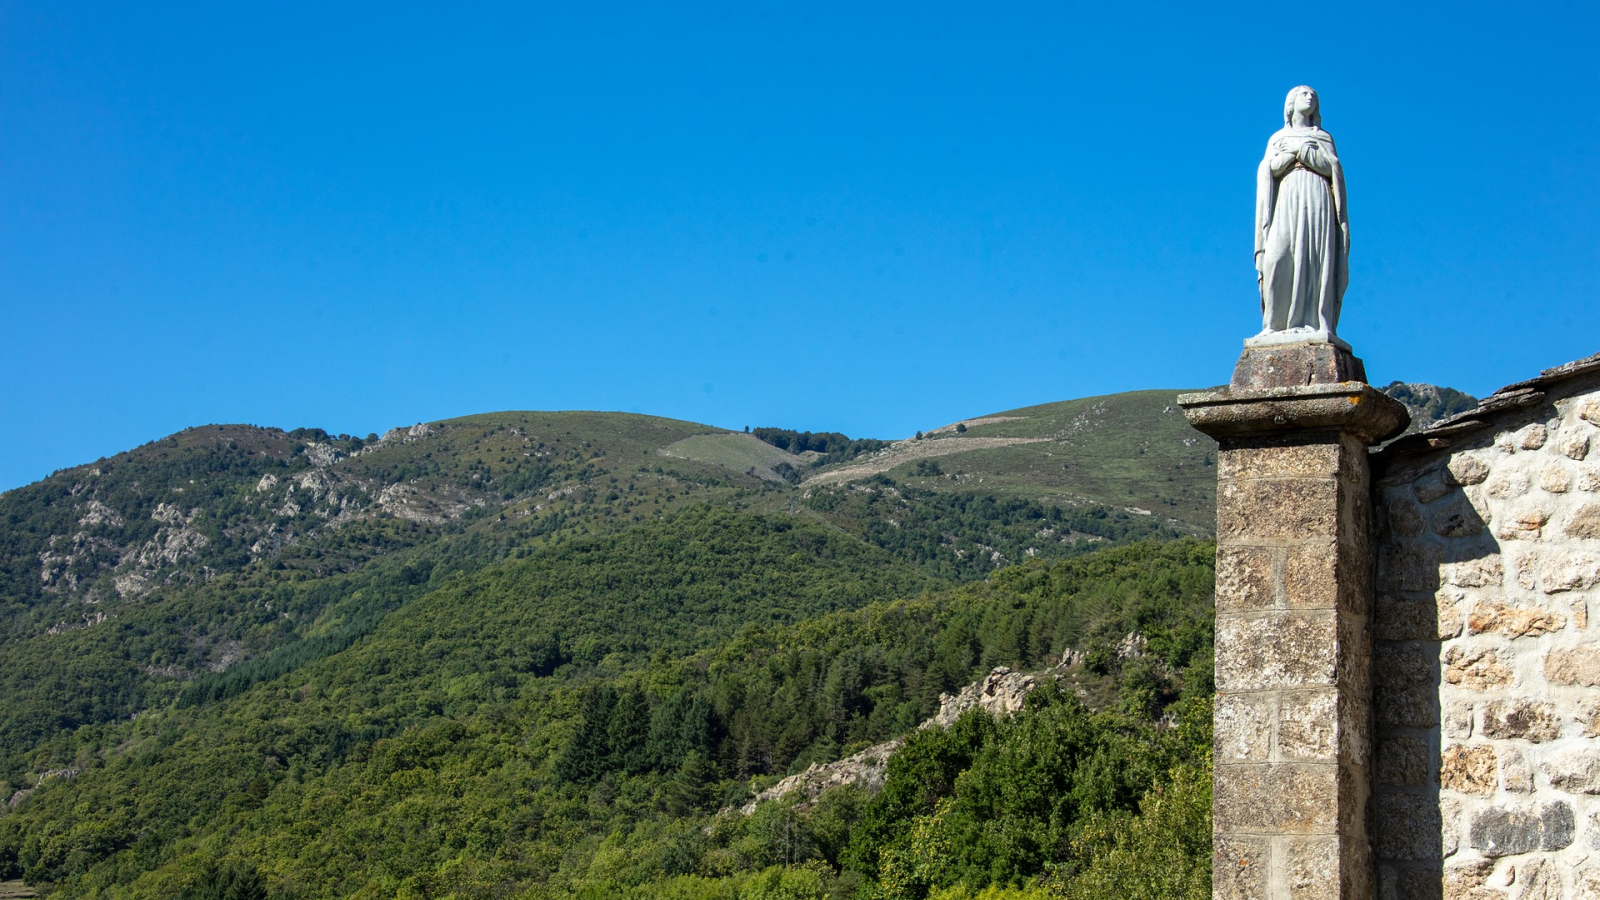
[2,1,1596,491]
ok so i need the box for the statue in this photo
[1251,85,1350,348]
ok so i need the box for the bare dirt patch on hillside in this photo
[925,416,1027,436]
[805,436,1049,486]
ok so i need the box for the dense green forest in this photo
[0,514,1214,898]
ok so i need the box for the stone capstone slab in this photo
[1179,383,1410,445]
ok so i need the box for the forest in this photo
[0,517,1214,899]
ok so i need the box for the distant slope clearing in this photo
[658,432,806,481]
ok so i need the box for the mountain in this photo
[1380,381,1480,434]
[0,382,1456,898]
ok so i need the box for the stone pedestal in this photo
[1181,344,1408,900]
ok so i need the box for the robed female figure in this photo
[1254,85,1350,345]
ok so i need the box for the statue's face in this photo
[1291,86,1318,119]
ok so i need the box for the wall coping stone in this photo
[1179,383,1409,444]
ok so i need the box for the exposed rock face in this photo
[737,739,903,816]
[734,665,1060,815]
[921,666,1051,730]
[6,767,80,809]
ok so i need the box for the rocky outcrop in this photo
[921,665,1053,730]
[734,665,1062,815]
[6,767,80,809]
[737,739,903,815]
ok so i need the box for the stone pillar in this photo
[1181,342,1408,900]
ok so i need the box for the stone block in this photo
[1486,471,1532,500]
[1443,555,1503,589]
[1229,341,1372,390]
[1379,864,1445,900]
[1377,645,1441,727]
[1387,495,1427,537]
[1581,398,1600,426]
[1516,424,1549,450]
[1216,693,1273,763]
[1501,749,1534,793]
[1562,431,1591,461]
[1493,506,1548,541]
[1447,454,1492,487]
[1538,464,1572,493]
[1539,552,1600,593]
[1285,835,1339,900]
[1214,763,1338,833]
[1443,700,1475,738]
[1566,503,1600,539]
[1285,541,1343,609]
[1481,700,1561,742]
[1378,733,1432,786]
[1214,834,1269,900]
[1440,744,1497,794]
[1443,646,1514,692]
[1415,467,1454,504]
[1511,857,1563,900]
[1546,646,1600,686]
[1376,590,1463,641]
[1216,545,1279,611]
[1432,498,1486,537]
[1218,478,1339,542]
[1542,747,1600,793]
[1441,795,1462,857]
[1581,466,1600,492]
[1219,441,1344,481]
[1216,611,1337,692]
[1442,857,1496,900]
[1383,542,1446,592]
[1511,549,1540,591]
[1369,864,1446,896]
[1376,791,1444,860]
[1465,600,1563,638]
[1579,863,1600,900]
[1579,698,1600,737]
[1280,689,1338,760]
[1468,802,1574,856]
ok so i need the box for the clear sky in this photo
[2,1,1597,492]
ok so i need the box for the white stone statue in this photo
[1250,85,1350,348]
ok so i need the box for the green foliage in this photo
[847,692,1210,897]
[1051,759,1211,900]
[751,429,889,466]
[0,535,1212,899]
[804,484,1187,582]
[177,863,268,900]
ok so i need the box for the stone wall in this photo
[1372,357,1600,899]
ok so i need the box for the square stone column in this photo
[1181,343,1408,900]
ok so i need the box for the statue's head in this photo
[1282,86,1321,128]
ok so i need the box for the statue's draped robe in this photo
[1255,126,1349,337]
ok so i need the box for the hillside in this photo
[0,382,1459,898]
[0,536,1215,899]
[803,390,1216,533]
